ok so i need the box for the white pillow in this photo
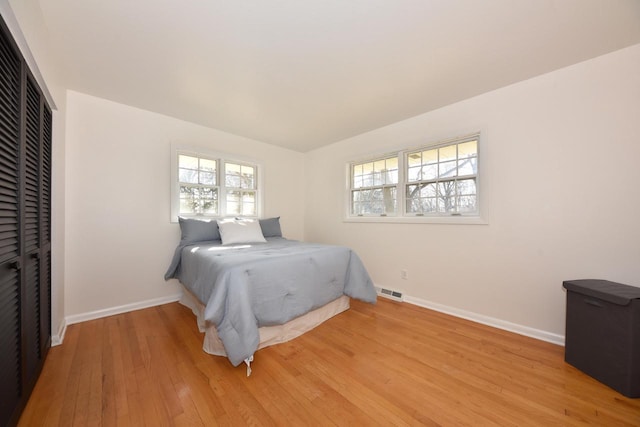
[217,218,266,245]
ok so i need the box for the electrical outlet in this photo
[401,269,408,280]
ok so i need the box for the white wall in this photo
[5,0,67,341]
[305,44,640,340]
[64,91,305,317]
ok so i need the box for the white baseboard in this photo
[403,295,565,347]
[52,290,564,348]
[55,293,183,345]
[51,318,67,346]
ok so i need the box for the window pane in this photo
[200,158,216,172]
[203,201,218,214]
[458,140,477,158]
[180,155,218,186]
[226,162,241,174]
[383,157,399,184]
[408,183,433,199]
[406,184,419,198]
[226,190,241,215]
[238,190,256,216]
[423,164,437,180]
[179,168,198,184]
[351,186,395,215]
[457,178,476,195]
[351,157,398,188]
[386,157,398,171]
[437,180,457,212]
[227,202,240,215]
[406,197,419,213]
[179,155,198,169]
[179,198,196,214]
[179,186,197,214]
[374,160,386,173]
[243,203,256,216]
[423,198,437,213]
[373,171,383,186]
[439,145,456,162]
[406,182,436,214]
[408,166,421,182]
[242,191,255,203]
[437,181,456,199]
[179,185,218,215]
[407,152,422,167]
[423,183,437,197]
[199,171,215,185]
[458,195,477,212]
[383,187,397,214]
[227,175,241,188]
[199,187,217,214]
[458,157,477,176]
[352,190,363,214]
[423,149,438,164]
[407,196,437,214]
[385,169,398,184]
[439,160,457,178]
[362,162,373,175]
[227,190,240,202]
[225,163,239,186]
[241,165,255,189]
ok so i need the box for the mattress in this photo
[180,285,350,357]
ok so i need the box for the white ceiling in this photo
[34,0,640,152]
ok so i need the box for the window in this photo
[347,133,485,223]
[178,154,218,215]
[224,162,258,216]
[351,155,398,216]
[406,137,478,215]
[171,147,262,221]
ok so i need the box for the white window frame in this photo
[170,143,264,222]
[349,154,400,217]
[345,132,488,224]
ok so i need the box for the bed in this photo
[165,217,377,372]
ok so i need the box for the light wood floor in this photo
[18,298,640,426]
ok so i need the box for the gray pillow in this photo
[259,217,282,238]
[179,217,221,243]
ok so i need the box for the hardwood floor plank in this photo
[17,298,640,426]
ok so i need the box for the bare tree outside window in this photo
[348,133,480,219]
[406,139,478,215]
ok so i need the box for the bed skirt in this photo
[179,285,351,357]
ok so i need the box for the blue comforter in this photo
[165,238,376,366]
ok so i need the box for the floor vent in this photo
[375,286,404,302]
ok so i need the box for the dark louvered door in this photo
[0,14,52,427]
[40,105,52,356]
[23,77,43,386]
[0,17,22,427]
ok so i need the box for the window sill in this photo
[343,215,488,225]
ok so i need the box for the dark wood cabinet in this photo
[0,14,52,427]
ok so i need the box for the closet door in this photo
[0,19,22,427]
[0,15,52,427]
[23,76,44,387]
[40,101,52,357]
